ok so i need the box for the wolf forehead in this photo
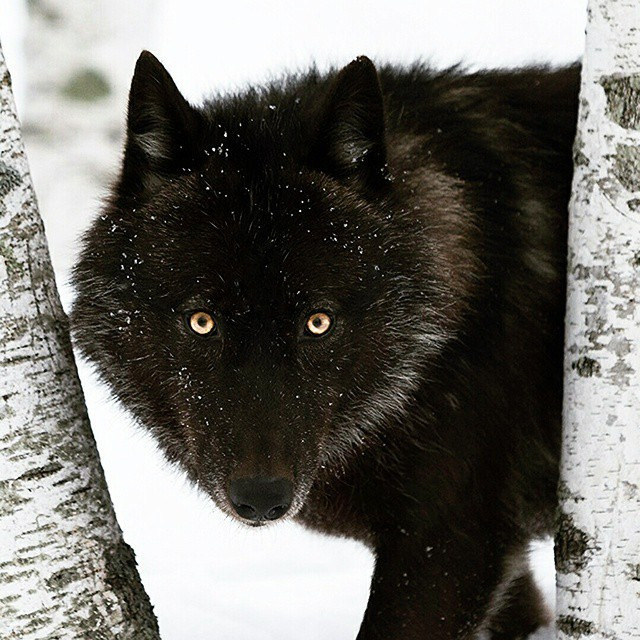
[108,175,388,309]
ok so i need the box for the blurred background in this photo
[0,1,588,638]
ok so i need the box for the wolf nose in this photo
[229,477,293,521]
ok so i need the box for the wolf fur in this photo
[71,52,579,638]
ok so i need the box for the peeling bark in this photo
[0,42,160,640]
[559,1,640,638]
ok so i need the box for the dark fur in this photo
[71,52,579,638]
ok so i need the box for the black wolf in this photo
[71,51,579,638]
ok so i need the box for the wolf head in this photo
[72,52,474,524]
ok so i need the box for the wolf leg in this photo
[356,526,540,640]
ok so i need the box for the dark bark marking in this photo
[600,74,640,130]
[571,356,601,377]
[62,69,111,102]
[555,511,593,574]
[613,144,640,192]
[46,567,83,590]
[104,541,160,638]
[557,615,596,637]
[627,563,640,582]
[17,462,63,482]
[0,161,21,199]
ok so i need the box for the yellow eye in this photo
[306,311,332,336]
[189,311,216,335]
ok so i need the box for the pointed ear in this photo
[120,51,205,197]
[315,56,388,187]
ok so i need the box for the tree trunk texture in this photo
[558,1,640,638]
[0,42,160,640]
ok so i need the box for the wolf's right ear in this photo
[313,56,388,188]
[120,51,205,198]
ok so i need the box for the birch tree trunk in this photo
[558,1,640,637]
[0,42,160,640]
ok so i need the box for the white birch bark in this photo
[558,1,640,638]
[0,42,160,640]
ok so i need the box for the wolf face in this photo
[71,52,471,523]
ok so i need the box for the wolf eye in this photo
[188,311,216,336]
[305,311,332,337]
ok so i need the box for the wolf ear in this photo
[120,51,205,197]
[315,56,388,187]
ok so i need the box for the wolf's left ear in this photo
[315,56,388,187]
[120,51,205,197]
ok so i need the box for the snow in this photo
[0,0,590,637]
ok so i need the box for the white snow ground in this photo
[1,1,587,637]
